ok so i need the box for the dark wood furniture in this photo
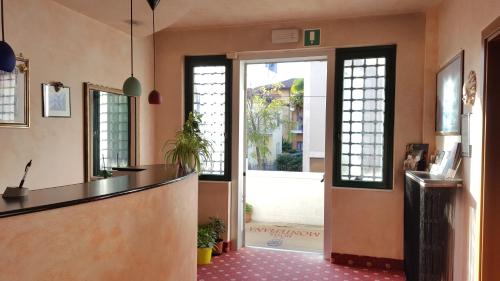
[404,171,461,281]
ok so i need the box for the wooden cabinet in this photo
[404,171,461,281]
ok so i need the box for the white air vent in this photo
[272,29,299,44]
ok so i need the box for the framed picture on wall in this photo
[0,56,30,128]
[436,50,464,135]
[42,82,71,118]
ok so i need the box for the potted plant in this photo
[163,112,213,174]
[245,203,253,223]
[197,226,216,265]
[208,217,226,256]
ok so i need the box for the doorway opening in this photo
[242,59,328,253]
[481,21,500,281]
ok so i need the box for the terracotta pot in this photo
[212,240,224,256]
[245,212,252,223]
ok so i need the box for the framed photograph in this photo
[0,56,30,128]
[404,143,429,171]
[461,113,472,157]
[42,83,71,117]
[436,51,464,135]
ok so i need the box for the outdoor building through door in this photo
[243,59,327,253]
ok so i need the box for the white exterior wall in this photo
[303,61,327,171]
[246,170,324,226]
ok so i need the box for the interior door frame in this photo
[480,16,500,281]
[229,48,335,259]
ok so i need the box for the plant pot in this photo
[212,240,224,256]
[197,248,213,265]
[245,212,252,223]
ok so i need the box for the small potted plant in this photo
[208,217,226,256]
[245,203,253,223]
[163,112,213,174]
[197,226,216,265]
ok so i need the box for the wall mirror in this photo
[0,56,30,128]
[84,83,139,181]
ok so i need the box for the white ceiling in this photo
[53,0,441,36]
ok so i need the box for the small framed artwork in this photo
[0,55,30,128]
[42,82,71,118]
[404,144,429,171]
[461,113,472,157]
[436,50,464,135]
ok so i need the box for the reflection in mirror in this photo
[93,90,130,176]
[0,56,29,128]
[84,83,137,181]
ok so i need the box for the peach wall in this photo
[154,14,427,259]
[198,181,231,241]
[0,0,155,191]
[434,0,500,280]
[0,174,198,281]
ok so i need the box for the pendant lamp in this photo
[0,0,15,72]
[123,0,142,97]
[147,0,162,104]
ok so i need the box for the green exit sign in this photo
[304,29,321,47]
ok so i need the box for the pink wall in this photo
[198,181,231,241]
[154,14,428,259]
[0,0,155,190]
[434,0,500,280]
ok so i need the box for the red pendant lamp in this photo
[147,0,162,104]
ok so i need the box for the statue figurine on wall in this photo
[463,70,477,106]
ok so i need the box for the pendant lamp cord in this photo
[130,0,134,77]
[153,10,156,89]
[1,0,5,41]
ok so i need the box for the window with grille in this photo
[185,55,232,181]
[92,91,131,177]
[333,45,396,189]
[0,70,17,122]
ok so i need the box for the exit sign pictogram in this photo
[304,29,321,47]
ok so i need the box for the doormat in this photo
[245,222,323,253]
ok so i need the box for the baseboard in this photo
[331,252,404,270]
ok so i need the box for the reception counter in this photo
[0,165,198,281]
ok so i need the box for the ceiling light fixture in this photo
[123,0,142,97]
[0,0,15,72]
[147,0,162,104]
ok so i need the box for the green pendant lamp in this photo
[147,0,162,104]
[0,0,16,72]
[123,0,142,97]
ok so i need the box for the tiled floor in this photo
[198,247,406,281]
[245,222,323,253]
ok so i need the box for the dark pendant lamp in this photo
[147,0,162,104]
[123,0,142,97]
[0,0,15,72]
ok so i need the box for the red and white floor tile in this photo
[198,247,406,281]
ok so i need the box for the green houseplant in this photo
[245,203,253,223]
[197,226,216,265]
[163,112,213,174]
[208,217,226,256]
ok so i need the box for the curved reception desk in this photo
[0,165,198,281]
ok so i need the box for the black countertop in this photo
[0,165,193,218]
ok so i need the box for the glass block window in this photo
[334,45,396,189]
[93,91,130,176]
[193,65,226,176]
[185,56,232,181]
[0,70,17,122]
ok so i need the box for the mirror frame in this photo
[0,56,30,128]
[83,82,139,181]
